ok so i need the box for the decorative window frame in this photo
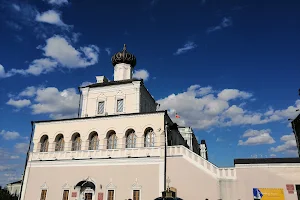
[115,92,125,114]
[106,181,117,200]
[131,179,142,200]
[40,182,48,200]
[95,95,107,116]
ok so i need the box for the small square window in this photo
[117,99,124,112]
[133,190,140,200]
[40,190,47,200]
[107,190,114,200]
[98,101,105,114]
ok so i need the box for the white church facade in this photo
[20,45,300,200]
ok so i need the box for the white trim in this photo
[60,189,70,200]
[29,157,162,168]
[40,182,48,190]
[106,181,116,200]
[62,182,71,189]
[131,178,142,200]
[235,163,300,168]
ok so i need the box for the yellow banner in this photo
[253,188,285,200]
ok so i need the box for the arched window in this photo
[55,134,64,151]
[107,131,117,149]
[144,128,155,147]
[71,133,81,151]
[89,132,99,150]
[126,129,137,148]
[40,135,49,152]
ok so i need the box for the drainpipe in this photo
[19,121,35,200]
[77,87,82,118]
[164,122,168,191]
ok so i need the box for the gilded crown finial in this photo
[123,44,127,51]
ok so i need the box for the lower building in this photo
[6,180,22,196]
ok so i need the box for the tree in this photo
[0,186,18,200]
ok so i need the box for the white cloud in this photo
[31,87,79,119]
[14,143,29,154]
[0,64,13,78]
[36,10,68,27]
[72,32,81,43]
[6,21,22,31]
[0,130,20,140]
[45,0,69,6]
[270,133,297,155]
[105,48,111,55]
[218,89,252,101]
[42,35,99,68]
[12,3,20,11]
[6,99,31,108]
[238,129,275,146]
[10,58,58,76]
[133,69,150,81]
[81,81,93,87]
[207,17,233,34]
[174,41,197,55]
[19,86,38,97]
[157,85,299,129]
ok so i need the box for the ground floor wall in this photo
[21,157,163,200]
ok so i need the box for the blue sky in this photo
[0,0,300,185]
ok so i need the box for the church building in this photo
[20,45,300,200]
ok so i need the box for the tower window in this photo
[117,99,124,112]
[98,101,105,114]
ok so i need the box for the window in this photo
[144,128,155,147]
[133,190,140,200]
[89,132,99,150]
[40,190,47,200]
[107,132,117,149]
[55,134,64,151]
[40,135,49,152]
[71,133,81,151]
[98,101,105,114]
[62,190,69,200]
[107,190,114,200]
[126,129,137,148]
[117,99,124,112]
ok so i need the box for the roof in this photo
[79,78,141,89]
[234,157,300,165]
[32,110,167,124]
[7,180,22,185]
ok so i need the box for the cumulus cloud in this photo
[174,41,197,55]
[42,35,99,68]
[31,87,79,119]
[207,17,233,34]
[157,85,300,129]
[36,10,68,27]
[270,133,297,155]
[0,130,20,140]
[7,86,79,119]
[45,0,69,6]
[2,35,100,78]
[238,129,275,145]
[133,69,150,81]
[19,86,38,97]
[6,99,31,108]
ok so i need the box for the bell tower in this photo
[111,44,137,81]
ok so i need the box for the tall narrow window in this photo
[40,135,49,152]
[89,132,99,150]
[107,131,117,149]
[126,129,137,148]
[133,190,140,200]
[71,133,81,151]
[62,190,69,200]
[40,190,47,200]
[55,134,64,151]
[144,128,155,147]
[117,99,124,112]
[107,190,114,200]
[98,101,105,114]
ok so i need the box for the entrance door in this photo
[85,193,92,200]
